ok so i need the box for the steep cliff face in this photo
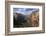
[26,11,39,27]
[13,13,27,27]
[29,12,39,27]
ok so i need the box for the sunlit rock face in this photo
[27,12,39,27]
[13,8,39,27]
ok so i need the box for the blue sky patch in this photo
[13,8,39,15]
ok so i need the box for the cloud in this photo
[13,8,39,15]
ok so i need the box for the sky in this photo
[13,8,39,15]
